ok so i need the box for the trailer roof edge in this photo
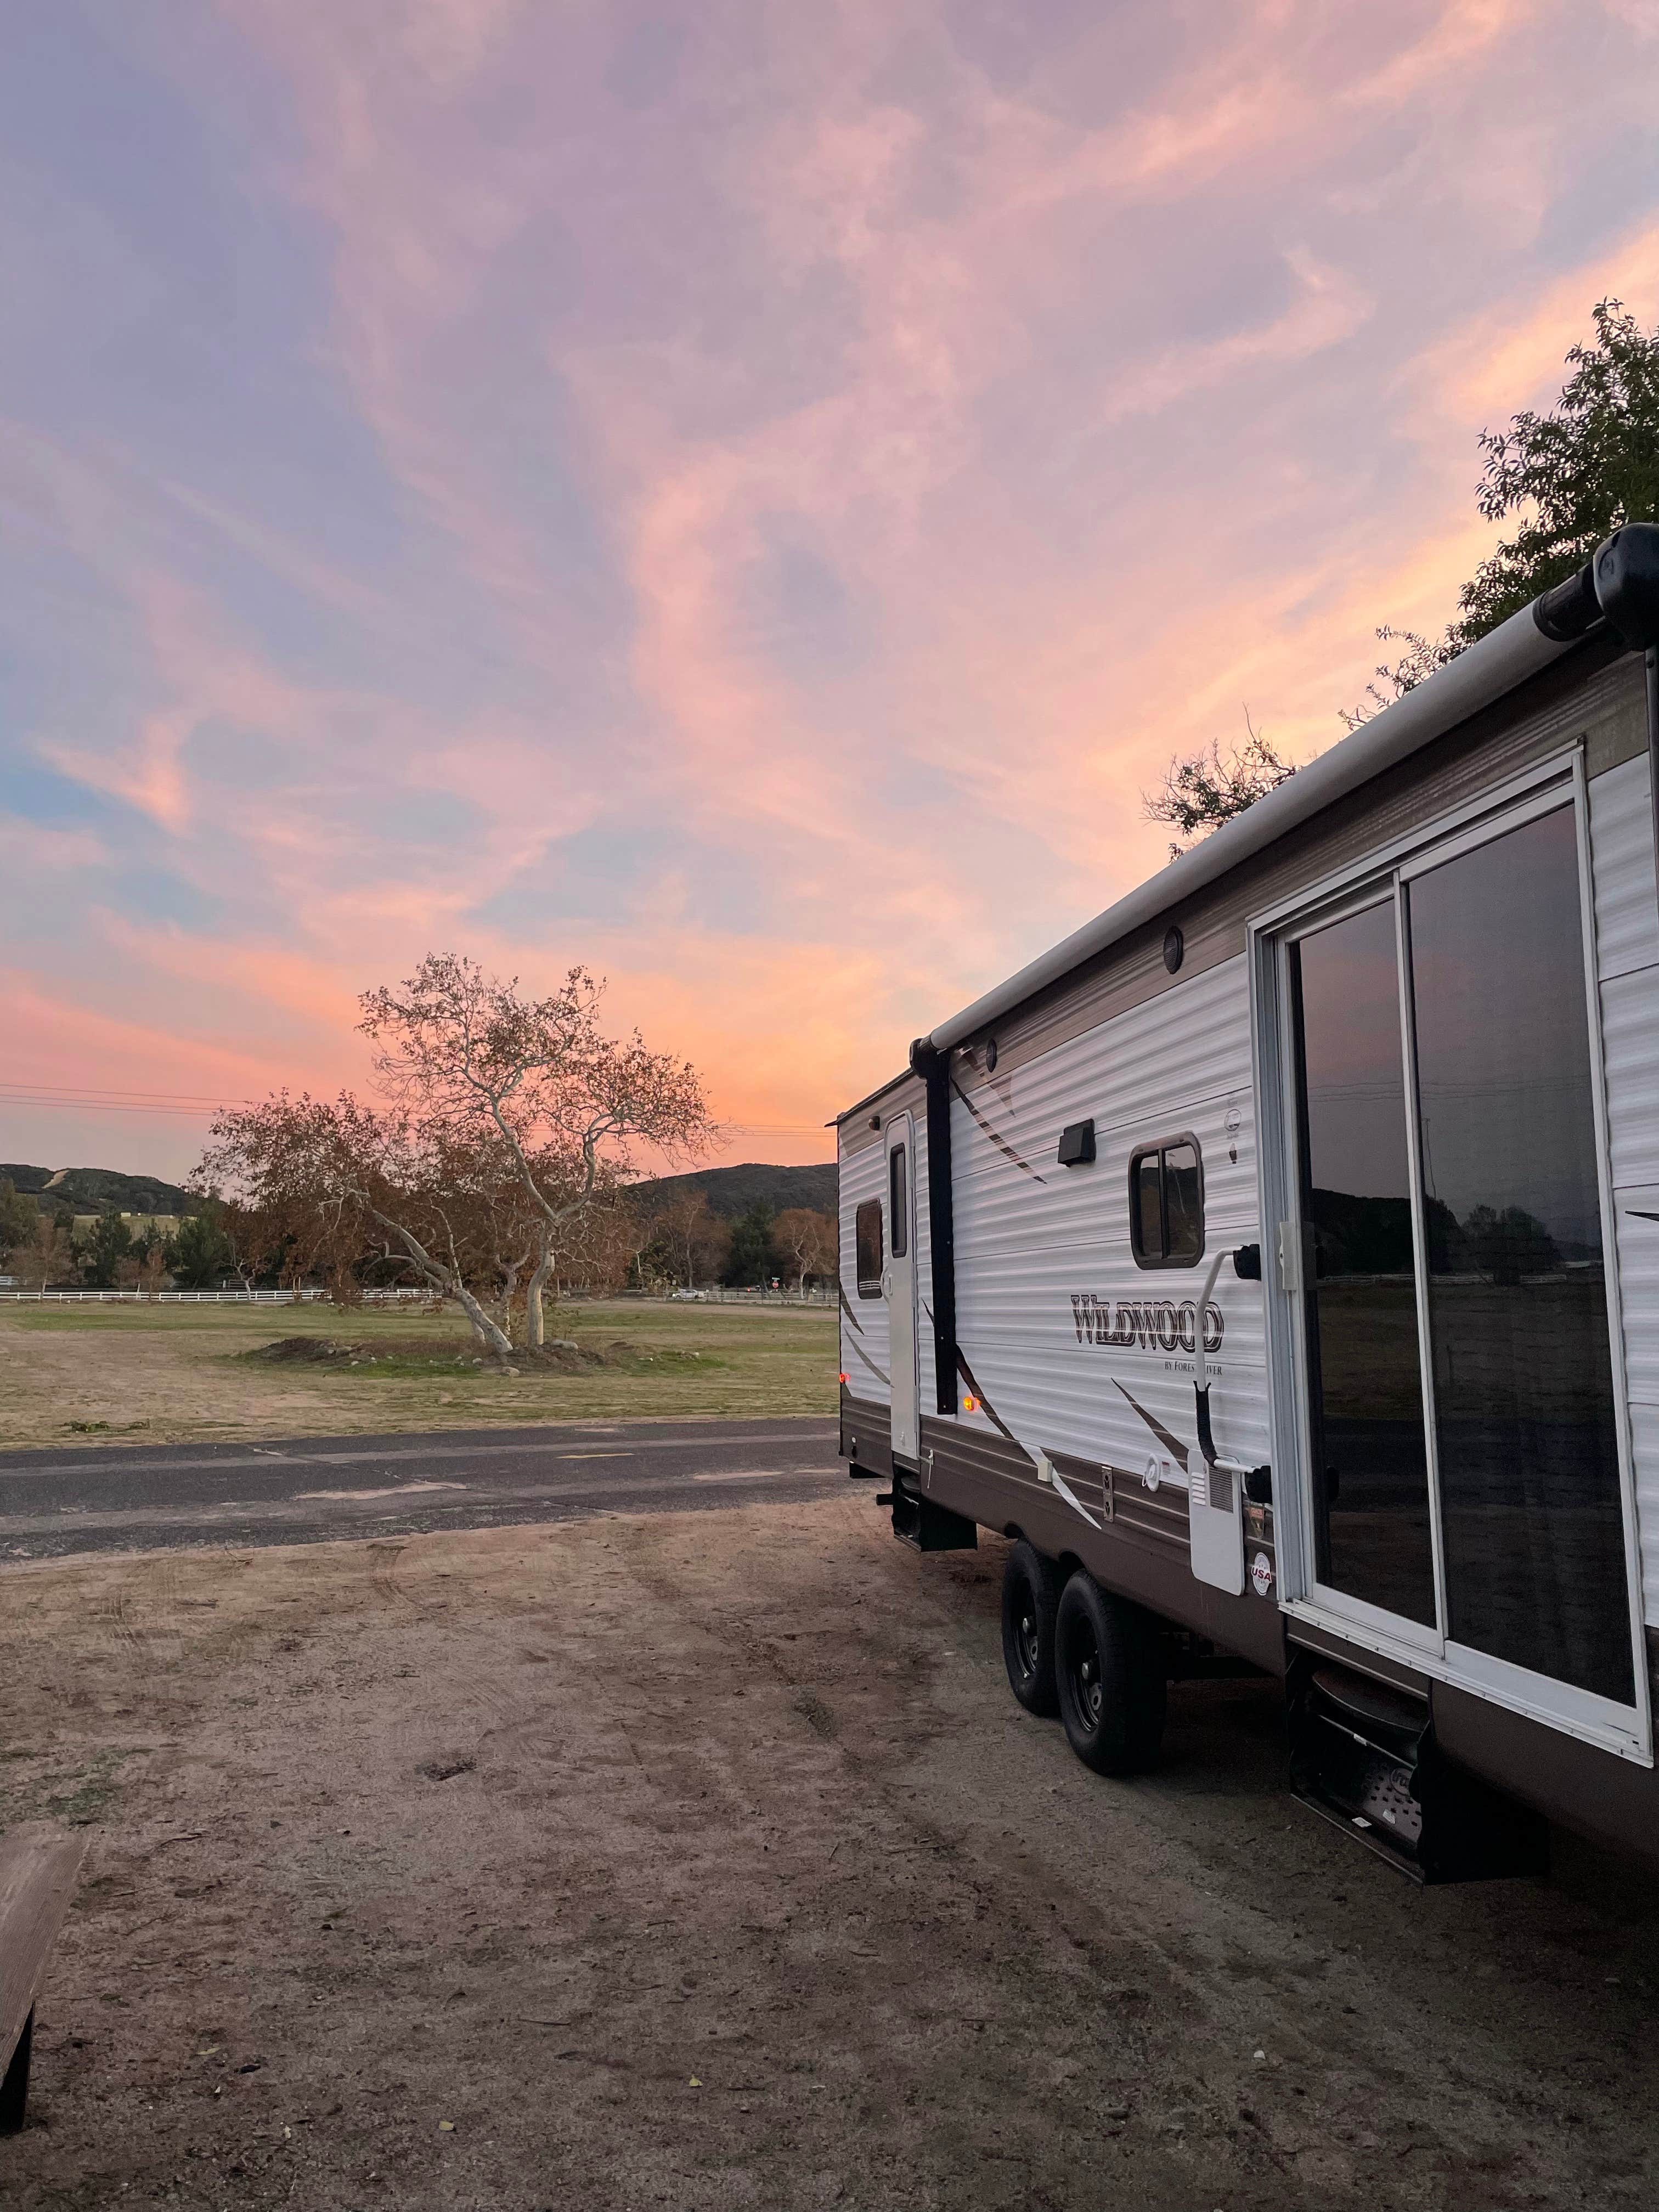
[927,602,1582,1054]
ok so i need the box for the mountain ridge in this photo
[0,1164,204,1217]
[629,1160,836,1219]
[0,1159,834,1223]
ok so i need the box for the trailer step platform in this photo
[1288,1655,1547,1884]
[881,1474,977,1553]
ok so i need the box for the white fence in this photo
[0,1288,332,1305]
[0,1284,830,1307]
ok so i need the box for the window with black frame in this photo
[1129,1138,1204,1267]
[855,1198,884,1297]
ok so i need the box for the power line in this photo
[0,1084,830,1133]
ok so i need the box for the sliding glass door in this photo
[1407,806,1632,1704]
[1290,898,1438,1631]
[1279,787,1638,1716]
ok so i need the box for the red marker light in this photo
[838,1372,849,1385]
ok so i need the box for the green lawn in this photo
[0,1296,838,1449]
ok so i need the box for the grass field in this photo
[0,1297,838,1451]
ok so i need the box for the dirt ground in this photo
[0,1298,836,1451]
[5,1495,1659,2211]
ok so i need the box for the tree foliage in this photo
[79,1212,134,1288]
[166,1207,235,1290]
[1148,298,1659,844]
[358,956,712,1346]
[0,1178,35,1272]
[1336,626,1452,732]
[1143,715,1296,860]
[1449,298,1659,648]
[724,1200,778,1288]
[194,955,713,1352]
[24,1209,74,1290]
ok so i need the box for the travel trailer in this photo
[836,527,1659,1881]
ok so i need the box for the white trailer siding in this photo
[949,955,1267,1486]
[1589,749,1659,1632]
[838,1131,891,1412]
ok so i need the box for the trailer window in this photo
[855,1199,884,1297]
[1129,1138,1204,1267]
[888,1146,908,1258]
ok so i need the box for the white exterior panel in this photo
[838,1135,891,1409]
[1589,751,1659,1627]
[950,956,1267,1486]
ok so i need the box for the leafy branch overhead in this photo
[1143,715,1296,862]
[1145,298,1659,853]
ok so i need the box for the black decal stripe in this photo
[952,1345,1033,1462]
[839,1283,888,1387]
[1112,1380,1191,1475]
[951,1079,1047,1184]
[845,1334,891,1390]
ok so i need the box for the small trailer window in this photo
[1129,1138,1204,1268]
[889,1146,908,1257]
[855,1198,884,1296]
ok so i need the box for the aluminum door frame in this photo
[885,1112,921,1465]
[1249,751,1652,1763]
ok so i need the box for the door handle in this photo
[881,1270,892,1298]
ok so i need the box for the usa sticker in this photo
[1250,1549,1274,1599]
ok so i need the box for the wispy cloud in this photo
[1,0,1656,1176]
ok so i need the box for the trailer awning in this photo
[926,600,1577,1056]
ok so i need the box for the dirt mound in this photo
[514,1337,633,1372]
[247,1336,367,1364]
[245,1334,653,1373]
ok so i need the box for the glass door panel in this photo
[1290,900,1440,1629]
[1406,806,1634,1705]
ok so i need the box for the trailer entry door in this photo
[885,1115,921,1465]
[1266,779,1646,1747]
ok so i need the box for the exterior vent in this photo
[1057,1119,1096,1167]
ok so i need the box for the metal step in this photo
[884,1475,977,1553]
[1287,1655,1547,1884]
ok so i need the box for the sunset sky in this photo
[3,0,1658,1182]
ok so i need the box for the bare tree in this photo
[646,1193,731,1290]
[27,1210,75,1291]
[773,1207,837,1297]
[196,1092,523,1357]
[217,1199,283,1300]
[358,956,714,1350]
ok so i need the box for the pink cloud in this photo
[6,1,1657,1178]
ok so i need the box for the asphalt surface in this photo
[0,1415,846,1561]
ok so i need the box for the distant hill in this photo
[632,1161,836,1220]
[0,1164,204,1218]
[0,1157,831,1224]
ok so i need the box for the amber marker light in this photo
[963,1394,980,1413]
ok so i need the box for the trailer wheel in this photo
[1000,1542,1062,1716]
[1055,1571,1166,1776]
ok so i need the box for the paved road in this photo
[0,1416,847,1561]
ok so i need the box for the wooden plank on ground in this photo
[0,1827,87,2070]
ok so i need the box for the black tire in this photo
[1054,1570,1167,1775]
[1001,1542,1062,1716]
